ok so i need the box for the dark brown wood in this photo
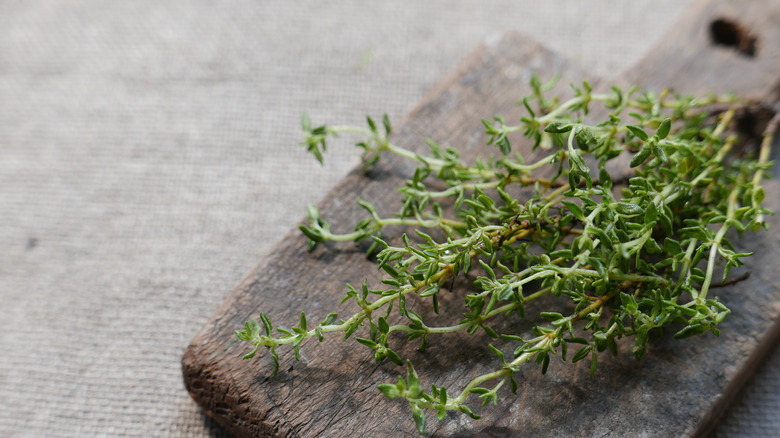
[182,1,780,436]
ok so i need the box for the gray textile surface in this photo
[1,1,777,436]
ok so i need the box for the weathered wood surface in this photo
[182,0,780,436]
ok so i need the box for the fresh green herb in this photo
[236,78,775,434]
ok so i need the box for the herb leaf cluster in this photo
[236,78,774,434]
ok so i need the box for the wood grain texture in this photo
[182,1,780,436]
[619,0,780,102]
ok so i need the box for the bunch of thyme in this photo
[235,77,775,434]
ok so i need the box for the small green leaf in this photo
[463,251,472,274]
[562,200,584,221]
[411,404,426,434]
[664,237,682,254]
[242,344,259,360]
[540,312,564,321]
[378,316,389,335]
[235,329,250,342]
[626,125,649,141]
[481,233,493,253]
[544,121,573,133]
[575,126,597,147]
[259,313,273,335]
[644,237,663,254]
[380,262,400,279]
[656,117,671,139]
[382,114,392,136]
[378,383,400,399]
[343,321,361,340]
[753,187,765,205]
[653,143,669,164]
[614,202,643,216]
[630,145,652,167]
[406,360,420,389]
[509,374,518,394]
[355,337,377,348]
[385,348,403,366]
[599,167,613,190]
[572,346,592,363]
[438,385,448,405]
[673,324,710,339]
[645,202,658,224]
[522,97,536,118]
[479,260,496,280]
[270,348,280,376]
[457,404,481,419]
[488,344,505,363]
[299,312,307,331]
[299,225,324,243]
[682,226,709,241]
[482,324,499,338]
[366,115,378,133]
[540,353,551,374]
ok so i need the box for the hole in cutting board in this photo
[710,18,758,57]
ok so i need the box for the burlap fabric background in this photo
[2,1,778,436]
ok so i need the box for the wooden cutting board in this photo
[183,0,780,436]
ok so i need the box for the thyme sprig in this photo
[236,78,775,434]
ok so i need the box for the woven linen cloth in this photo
[1,1,777,436]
